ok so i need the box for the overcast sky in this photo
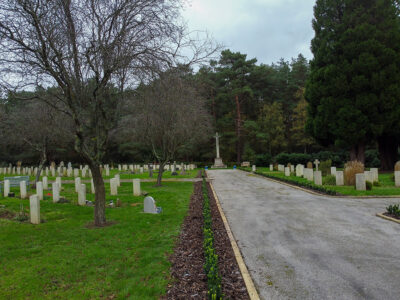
[182,0,316,65]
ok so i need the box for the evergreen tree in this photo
[306,0,400,166]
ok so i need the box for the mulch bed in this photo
[164,173,250,299]
[206,182,250,299]
[383,213,400,221]
[163,181,207,299]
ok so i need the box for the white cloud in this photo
[182,0,316,64]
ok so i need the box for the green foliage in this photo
[259,102,286,155]
[386,204,400,217]
[254,153,272,166]
[319,160,332,176]
[306,0,400,162]
[373,181,381,187]
[366,181,373,191]
[365,150,381,168]
[202,179,222,300]
[323,175,336,186]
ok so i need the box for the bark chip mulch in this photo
[163,174,250,299]
[206,182,250,300]
[163,181,207,299]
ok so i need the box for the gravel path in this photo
[207,169,400,300]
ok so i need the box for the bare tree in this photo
[124,70,212,186]
[0,0,219,226]
[0,95,73,182]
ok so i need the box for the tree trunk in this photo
[156,162,165,187]
[89,163,106,226]
[350,142,365,164]
[378,135,399,171]
[35,146,47,184]
[235,94,242,164]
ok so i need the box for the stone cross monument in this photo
[212,132,226,168]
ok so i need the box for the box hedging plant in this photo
[202,177,222,299]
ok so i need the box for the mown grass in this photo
[0,180,193,299]
[246,167,400,196]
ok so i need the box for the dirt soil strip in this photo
[162,181,207,299]
[206,182,250,300]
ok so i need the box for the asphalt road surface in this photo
[207,169,400,300]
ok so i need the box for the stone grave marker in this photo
[74,177,81,192]
[307,161,313,169]
[110,178,118,195]
[284,167,290,176]
[91,179,95,194]
[36,181,43,200]
[336,171,344,186]
[296,164,304,177]
[3,180,10,197]
[144,196,158,214]
[78,184,86,206]
[252,165,256,172]
[370,168,379,183]
[20,181,27,199]
[331,167,337,177]
[115,174,121,187]
[314,171,322,185]
[43,176,48,190]
[314,159,320,171]
[56,177,62,190]
[52,182,60,203]
[133,179,141,196]
[395,171,400,187]
[304,168,314,181]
[269,164,273,171]
[364,171,373,183]
[74,168,79,177]
[30,194,40,224]
[356,173,366,191]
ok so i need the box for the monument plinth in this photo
[212,132,226,168]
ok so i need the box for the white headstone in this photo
[269,164,273,171]
[356,173,366,191]
[74,168,79,177]
[296,164,304,177]
[43,176,48,190]
[36,181,43,200]
[278,165,285,172]
[290,165,295,172]
[67,168,72,177]
[110,178,118,196]
[284,167,290,177]
[336,171,344,186]
[56,177,62,190]
[51,167,55,177]
[331,167,337,177]
[78,184,86,206]
[105,168,110,176]
[3,179,10,197]
[314,159,320,171]
[20,181,27,199]
[140,167,144,174]
[314,171,322,185]
[304,168,314,181]
[133,179,141,196]
[115,174,120,187]
[252,165,256,172]
[370,168,379,183]
[82,168,87,178]
[74,177,81,192]
[144,196,157,214]
[364,171,373,183]
[52,182,60,203]
[395,171,400,187]
[29,194,40,224]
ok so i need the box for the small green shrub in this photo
[320,160,332,176]
[386,204,400,217]
[323,175,336,186]
[366,181,372,191]
[373,181,381,187]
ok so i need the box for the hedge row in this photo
[239,168,338,196]
[202,178,223,299]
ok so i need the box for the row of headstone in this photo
[109,177,141,196]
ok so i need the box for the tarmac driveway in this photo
[207,170,400,300]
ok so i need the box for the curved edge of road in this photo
[239,169,400,199]
[208,176,261,300]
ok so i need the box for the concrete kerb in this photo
[376,213,400,225]
[207,172,260,300]
[239,169,400,199]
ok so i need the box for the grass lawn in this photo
[0,180,193,299]
[0,168,200,182]
[246,167,400,196]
